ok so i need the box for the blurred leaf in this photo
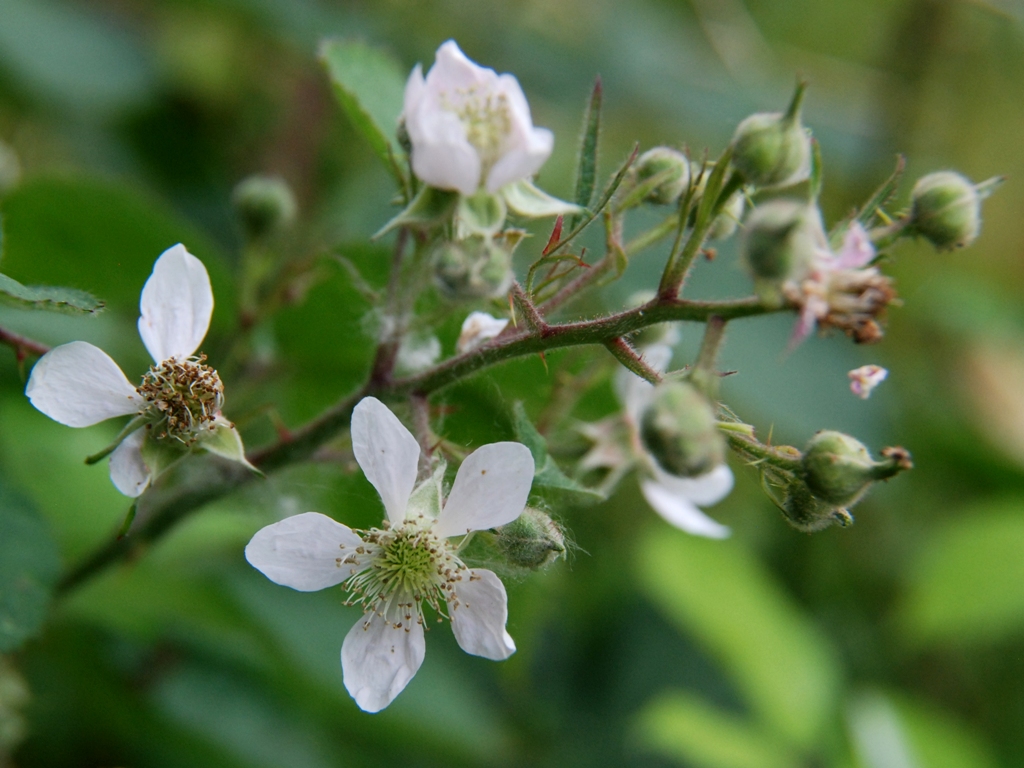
[0,0,153,115]
[0,479,61,652]
[900,498,1024,645]
[0,272,103,314]
[636,528,841,750]
[847,690,1000,768]
[635,691,798,768]
[512,402,602,502]
[319,39,406,182]
[0,176,233,323]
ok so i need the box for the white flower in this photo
[245,396,535,713]
[615,345,733,538]
[848,364,888,399]
[456,311,509,353]
[26,244,249,497]
[402,40,554,196]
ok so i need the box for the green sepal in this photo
[458,191,507,237]
[199,417,260,473]
[855,154,905,229]
[503,180,585,219]
[139,434,188,482]
[373,185,459,239]
[512,402,603,503]
[407,462,445,520]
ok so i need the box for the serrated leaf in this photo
[570,77,602,229]
[319,39,407,184]
[0,271,103,313]
[0,480,61,652]
[512,402,602,502]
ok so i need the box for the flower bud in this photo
[742,200,824,294]
[640,381,725,478]
[730,84,811,188]
[496,507,566,569]
[707,191,746,241]
[634,147,691,205]
[779,479,852,533]
[433,237,513,299]
[801,430,877,507]
[232,175,298,239]
[909,171,981,250]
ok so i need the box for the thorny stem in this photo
[510,281,547,331]
[55,288,783,595]
[725,431,803,473]
[604,337,664,384]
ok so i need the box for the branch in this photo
[0,326,50,360]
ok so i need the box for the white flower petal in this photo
[436,442,534,538]
[342,602,426,713]
[431,40,493,90]
[402,63,426,122]
[138,244,214,362]
[407,110,482,195]
[640,477,731,539]
[351,397,421,524]
[456,311,509,353]
[26,341,141,427]
[486,127,553,193]
[651,463,735,506]
[244,512,366,592]
[448,568,516,660]
[109,430,151,497]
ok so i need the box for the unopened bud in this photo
[707,191,746,241]
[742,201,824,294]
[433,237,513,300]
[801,430,878,507]
[909,171,981,250]
[496,507,566,569]
[640,381,725,478]
[779,479,852,533]
[730,83,811,188]
[232,175,298,239]
[634,147,691,205]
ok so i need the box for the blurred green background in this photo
[1,0,1023,766]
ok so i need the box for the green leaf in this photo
[0,176,233,322]
[0,479,61,652]
[512,402,602,502]
[636,527,841,750]
[319,39,407,183]
[900,498,1024,646]
[635,691,799,768]
[0,271,103,314]
[570,76,602,229]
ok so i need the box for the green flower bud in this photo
[779,479,852,533]
[801,430,878,507]
[634,147,691,205]
[742,200,824,295]
[433,237,513,300]
[640,381,725,478]
[496,507,566,569]
[731,83,811,188]
[232,175,298,239]
[909,171,981,250]
[707,191,746,241]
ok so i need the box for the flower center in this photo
[443,86,512,178]
[137,354,224,444]
[343,517,466,626]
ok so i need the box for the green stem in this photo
[725,432,803,472]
